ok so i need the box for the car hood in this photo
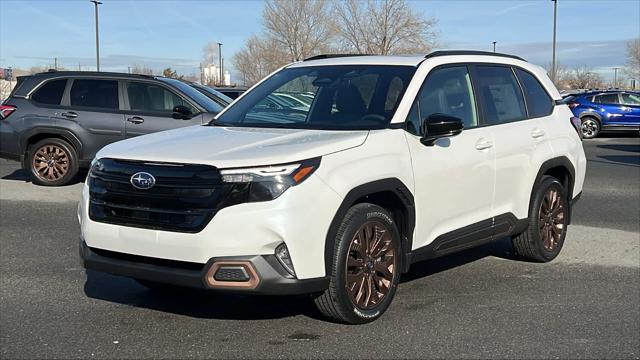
[96,125,369,168]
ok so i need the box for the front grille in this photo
[89,158,233,233]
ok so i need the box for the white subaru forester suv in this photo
[79,51,586,324]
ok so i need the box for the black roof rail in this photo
[31,70,155,79]
[303,54,371,61]
[424,50,527,62]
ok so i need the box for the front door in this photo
[619,92,640,125]
[123,81,203,138]
[406,65,495,251]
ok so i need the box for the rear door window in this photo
[474,66,527,125]
[593,94,620,104]
[515,69,553,118]
[70,79,119,109]
[31,79,67,105]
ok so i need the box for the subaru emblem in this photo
[130,172,156,190]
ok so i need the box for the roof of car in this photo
[289,51,528,68]
[11,71,165,98]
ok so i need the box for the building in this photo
[202,64,231,86]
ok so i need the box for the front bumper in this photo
[80,240,329,295]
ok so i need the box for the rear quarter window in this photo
[515,69,553,118]
[31,79,67,105]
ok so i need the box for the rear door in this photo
[619,92,640,125]
[123,80,203,138]
[64,78,125,160]
[593,93,625,126]
[471,65,553,224]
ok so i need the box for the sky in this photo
[0,0,638,83]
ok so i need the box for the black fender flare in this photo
[530,156,576,221]
[20,127,83,157]
[578,111,601,123]
[324,178,415,275]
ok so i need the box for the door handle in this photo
[127,116,144,124]
[531,128,546,138]
[475,138,493,150]
[61,111,78,119]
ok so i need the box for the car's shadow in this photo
[1,169,88,184]
[596,143,640,153]
[2,168,30,181]
[83,237,519,321]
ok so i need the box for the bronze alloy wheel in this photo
[32,144,70,182]
[539,187,566,251]
[345,220,396,310]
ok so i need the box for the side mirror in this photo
[172,105,193,119]
[420,113,464,146]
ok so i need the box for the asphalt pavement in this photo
[1,135,638,359]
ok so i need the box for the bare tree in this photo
[545,62,572,89]
[567,66,603,89]
[333,0,437,55]
[624,38,640,81]
[130,64,154,75]
[263,0,334,62]
[233,35,289,86]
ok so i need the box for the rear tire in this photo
[314,203,402,324]
[512,176,569,262]
[580,116,600,139]
[28,138,79,186]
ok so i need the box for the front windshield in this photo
[214,65,417,130]
[159,78,223,113]
[191,84,232,108]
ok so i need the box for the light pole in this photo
[613,67,620,88]
[90,0,102,71]
[217,42,223,85]
[492,41,497,53]
[551,0,558,83]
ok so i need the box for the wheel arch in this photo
[324,178,415,276]
[21,128,83,161]
[531,157,576,221]
[578,111,602,123]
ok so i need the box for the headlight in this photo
[219,158,320,202]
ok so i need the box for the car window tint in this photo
[594,94,619,104]
[405,102,421,135]
[516,69,553,118]
[127,82,194,113]
[70,79,119,109]
[416,66,478,129]
[31,79,67,105]
[475,66,526,125]
[385,76,404,111]
[621,93,640,105]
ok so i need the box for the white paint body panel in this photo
[80,54,586,281]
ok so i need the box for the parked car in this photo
[186,82,232,109]
[80,51,586,324]
[213,87,247,99]
[0,71,226,186]
[564,90,640,138]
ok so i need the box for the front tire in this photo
[28,138,79,186]
[581,117,600,139]
[512,176,569,262]
[315,203,401,324]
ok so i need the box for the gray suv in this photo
[0,71,227,186]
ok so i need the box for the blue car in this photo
[564,91,640,138]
